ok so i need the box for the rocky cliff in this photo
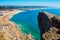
[38,12,60,40]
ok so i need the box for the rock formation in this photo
[38,12,60,40]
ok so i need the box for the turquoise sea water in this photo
[10,8,60,40]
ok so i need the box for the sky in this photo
[0,0,60,7]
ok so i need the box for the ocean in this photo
[10,8,60,40]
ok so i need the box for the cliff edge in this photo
[38,12,60,40]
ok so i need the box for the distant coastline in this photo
[0,6,49,10]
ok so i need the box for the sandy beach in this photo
[0,9,23,39]
[0,9,34,40]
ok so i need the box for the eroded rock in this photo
[38,12,60,40]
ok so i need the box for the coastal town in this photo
[0,9,34,40]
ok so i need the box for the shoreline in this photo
[0,9,25,39]
[9,10,24,19]
[0,9,34,40]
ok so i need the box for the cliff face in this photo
[38,12,60,40]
